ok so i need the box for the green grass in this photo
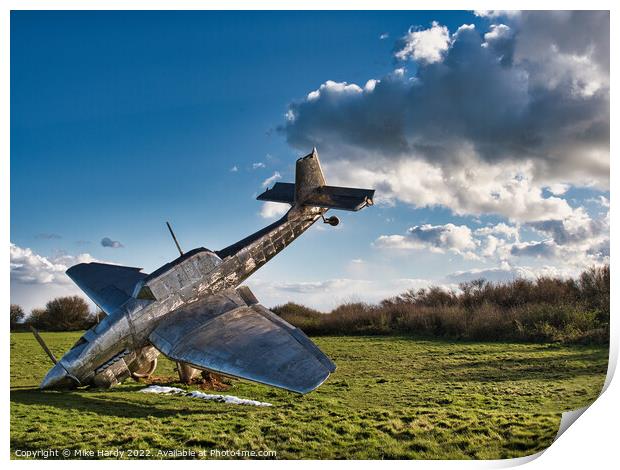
[11,332,607,459]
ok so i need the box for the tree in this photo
[10,304,25,330]
[30,296,95,331]
[28,308,48,330]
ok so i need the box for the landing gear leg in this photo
[176,362,199,383]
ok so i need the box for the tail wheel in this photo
[131,358,158,379]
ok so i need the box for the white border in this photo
[3,2,616,468]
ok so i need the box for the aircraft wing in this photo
[66,262,148,315]
[149,289,336,394]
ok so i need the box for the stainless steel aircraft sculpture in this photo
[38,149,374,394]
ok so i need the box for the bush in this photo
[579,265,610,322]
[271,303,323,332]
[273,265,609,344]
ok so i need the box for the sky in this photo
[10,10,610,312]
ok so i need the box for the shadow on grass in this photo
[432,350,608,383]
[9,386,247,419]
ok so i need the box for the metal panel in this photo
[256,182,295,204]
[66,263,148,315]
[295,148,327,203]
[149,301,334,394]
[305,185,375,211]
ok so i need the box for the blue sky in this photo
[10,11,609,312]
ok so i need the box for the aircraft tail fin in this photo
[295,148,327,203]
[256,148,374,212]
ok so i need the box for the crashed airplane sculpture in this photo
[38,149,374,394]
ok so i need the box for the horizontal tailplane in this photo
[257,182,374,211]
[257,182,295,204]
[302,185,374,211]
[256,148,375,211]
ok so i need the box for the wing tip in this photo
[287,366,334,395]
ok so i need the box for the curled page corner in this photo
[498,450,545,467]
[555,405,590,441]
[555,342,616,442]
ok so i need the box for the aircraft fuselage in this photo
[41,206,326,389]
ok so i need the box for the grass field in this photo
[10,332,607,460]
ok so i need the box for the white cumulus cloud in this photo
[10,244,99,313]
[261,171,282,188]
[374,223,477,259]
[259,201,289,219]
[281,12,609,213]
[395,21,451,64]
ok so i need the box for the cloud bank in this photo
[10,244,97,313]
[281,11,609,223]
[281,11,609,277]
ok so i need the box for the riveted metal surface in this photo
[150,303,331,394]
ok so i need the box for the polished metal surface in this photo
[40,148,374,394]
[66,263,147,315]
[40,362,79,389]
